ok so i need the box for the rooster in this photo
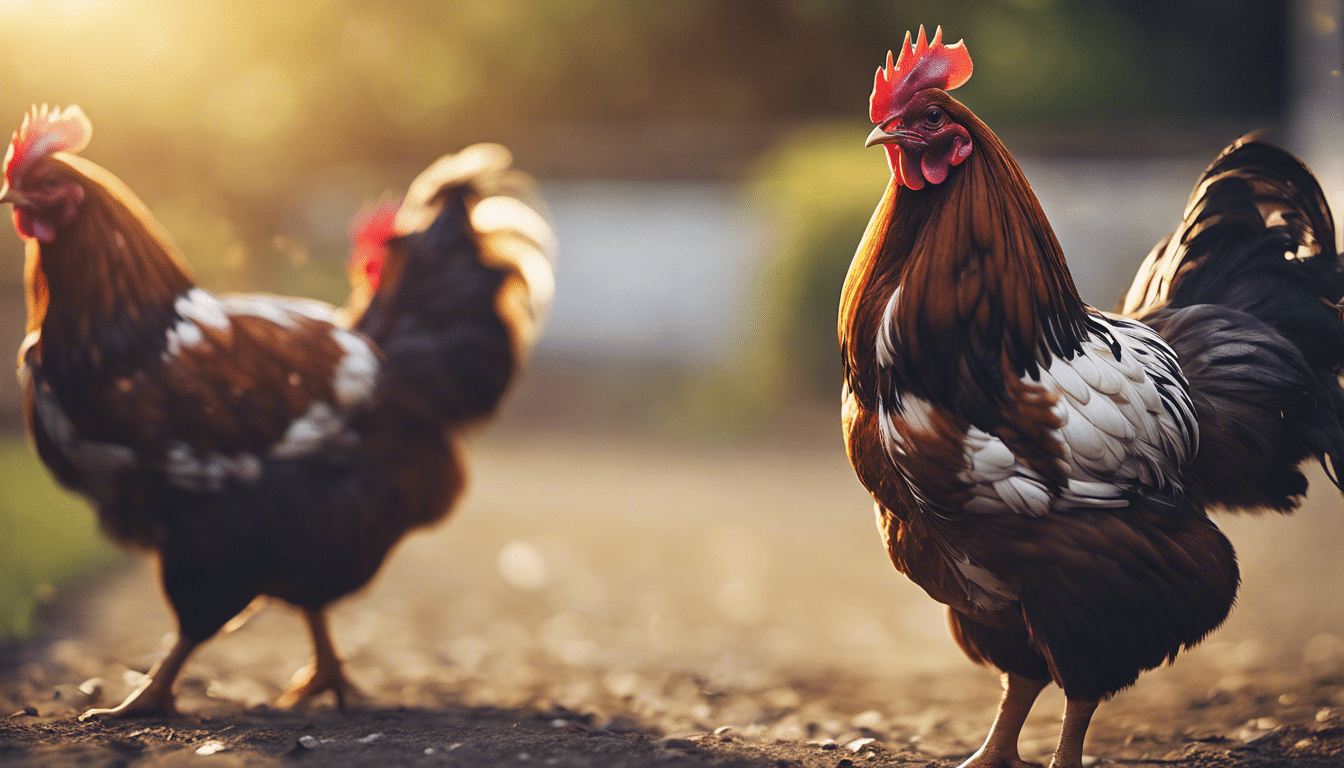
[0,105,555,718]
[840,28,1344,768]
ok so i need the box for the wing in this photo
[25,289,381,495]
[875,309,1197,520]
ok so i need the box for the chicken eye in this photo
[923,107,945,127]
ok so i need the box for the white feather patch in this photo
[876,400,904,455]
[330,329,379,408]
[954,553,1017,611]
[1032,312,1197,495]
[269,402,355,459]
[875,287,902,367]
[164,319,204,358]
[219,294,339,327]
[175,288,230,331]
[956,427,1053,517]
[163,443,263,492]
[878,314,1196,524]
[900,394,936,435]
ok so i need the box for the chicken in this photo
[0,105,555,718]
[839,28,1344,768]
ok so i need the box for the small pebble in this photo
[847,737,876,753]
[551,718,568,728]
[1318,708,1334,722]
[448,742,463,751]
[8,707,37,718]
[713,725,733,736]
[194,740,227,756]
[298,735,320,749]
[817,739,838,751]
[357,733,384,744]
[424,747,436,755]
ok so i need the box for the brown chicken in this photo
[0,105,555,718]
[840,28,1344,768]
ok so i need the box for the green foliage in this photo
[744,124,889,402]
[0,440,117,640]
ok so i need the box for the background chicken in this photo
[840,27,1344,768]
[0,105,555,718]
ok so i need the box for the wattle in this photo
[883,127,974,191]
[14,208,55,243]
[885,145,926,191]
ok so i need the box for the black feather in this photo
[1125,138,1344,505]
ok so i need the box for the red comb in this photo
[4,104,92,184]
[348,199,401,290]
[870,26,973,123]
[349,198,400,252]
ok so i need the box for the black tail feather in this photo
[1123,137,1344,507]
[354,145,554,425]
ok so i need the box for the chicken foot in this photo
[78,635,198,721]
[276,608,361,711]
[1048,698,1098,768]
[958,672,1049,768]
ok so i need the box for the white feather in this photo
[875,288,902,367]
[1045,358,1091,405]
[175,288,230,331]
[900,394,936,434]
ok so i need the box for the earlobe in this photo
[57,184,85,227]
[952,133,973,165]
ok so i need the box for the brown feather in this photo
[25,153,193,353]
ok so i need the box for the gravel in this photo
[3,428,1344,766]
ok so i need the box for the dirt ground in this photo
[4,420,1344,767]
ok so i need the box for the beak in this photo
[0,184,29,207]
[865,124,899,148]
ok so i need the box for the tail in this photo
[1122,137,1344,511]
[350,144,556,424]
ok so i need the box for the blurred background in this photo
[0,0,1330,422]
[0,0,1331,430]
[2,2,1344,756]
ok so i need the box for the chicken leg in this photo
[1048,698,1097,768]
[958,672,1049,768]
[78,635,197,720]
[276,608,360,711]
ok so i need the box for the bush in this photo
[743,123,890,402]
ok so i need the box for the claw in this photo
[276,659,362,711]
[276,608,359,712]
[79,635,196,721]
[78,678,177,721]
